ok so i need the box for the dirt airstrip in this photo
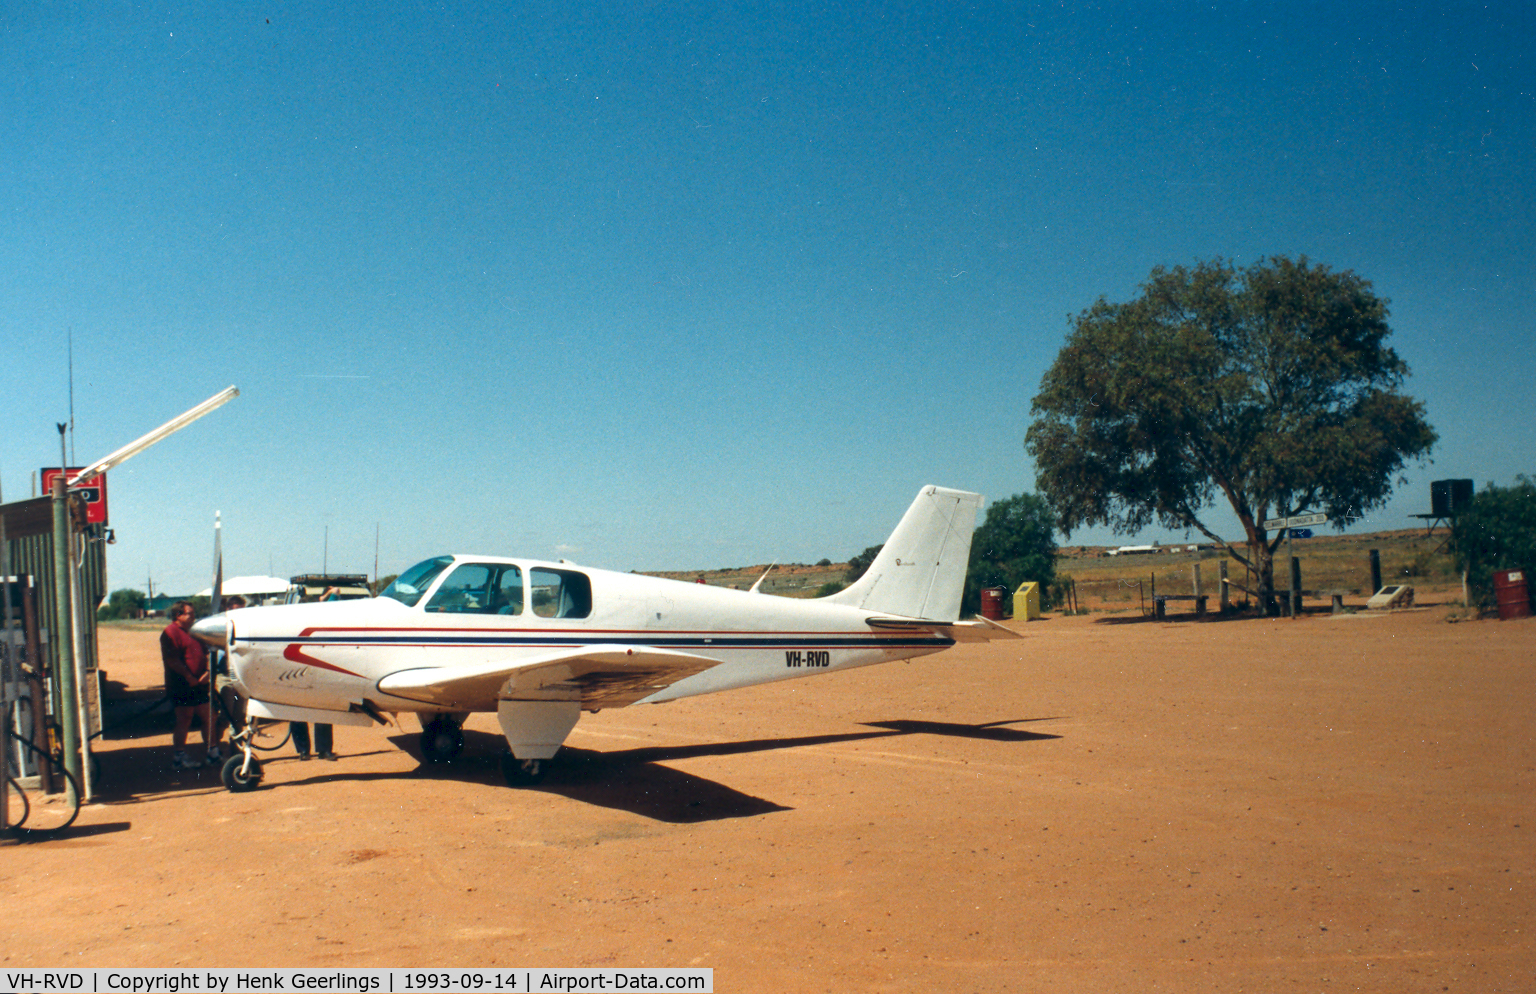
[3,597,1533,992]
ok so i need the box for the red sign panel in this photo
[40,467,109,525]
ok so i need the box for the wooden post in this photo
[1219,560,1230,613]
[1192,563,1205,616]
[1290,555,1303,617]
[1369,549,1382,595]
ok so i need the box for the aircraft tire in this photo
[420,718,464,763]
[500,755,546,787]
[221,755,263,792]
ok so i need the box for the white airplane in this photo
[193,485,1018,790]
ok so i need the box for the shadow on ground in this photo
[83,716,1060,824]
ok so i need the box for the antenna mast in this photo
[68,327,77,467]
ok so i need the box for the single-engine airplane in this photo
[193,485,1017,790]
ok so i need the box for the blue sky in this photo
[3,2,1532,595]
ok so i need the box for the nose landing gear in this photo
[221,752,262,792]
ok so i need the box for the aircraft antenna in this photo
[67,326,76,468]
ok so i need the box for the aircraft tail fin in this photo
[824,486,982,623]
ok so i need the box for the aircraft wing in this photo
[375,644,723,711]
[865,616,1023,642]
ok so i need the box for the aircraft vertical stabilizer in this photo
[824,486,982,622]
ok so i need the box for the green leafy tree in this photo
[845,545,883,584]
[1453,476,1536,611]
[97,588,147,621]
[1026,256,1436,613]
[963,493,1058,615]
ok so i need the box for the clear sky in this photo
[4,2,1532,595]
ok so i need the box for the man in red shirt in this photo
[160,600,220,771]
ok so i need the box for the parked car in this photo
[285,573,373,604]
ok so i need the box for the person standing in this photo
[291,586,338,761]
[160,600,220,770]
[290,721,334,761]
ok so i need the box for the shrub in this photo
[1454,475,1536,610]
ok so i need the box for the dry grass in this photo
[1058,528,1460,613]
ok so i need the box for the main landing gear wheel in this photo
[500,755,547,787]
[221,755,263,792]
[419,716,465,763]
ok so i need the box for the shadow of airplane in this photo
[83,716,1062,825]
[860,717,1063,742]
[382,717,1062,823]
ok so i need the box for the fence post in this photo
[1219,560,1230,613]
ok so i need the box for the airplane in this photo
[192,485,1018,791]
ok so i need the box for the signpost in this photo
[1262,513,1329,617]
[39,469,108,525]
[1262,512,1328,531]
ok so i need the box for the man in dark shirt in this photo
[160,600,218,771]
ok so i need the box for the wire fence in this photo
[1066,577,1153,616]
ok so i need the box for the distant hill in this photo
[642,526,1461,606]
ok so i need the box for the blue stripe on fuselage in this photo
[242,633,952,650]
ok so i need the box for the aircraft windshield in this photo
[380,556,454,607]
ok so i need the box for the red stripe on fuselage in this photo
[282,642,364,677]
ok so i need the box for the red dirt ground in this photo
[3,595,1533,992]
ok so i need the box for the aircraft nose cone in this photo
[191,613,228,648]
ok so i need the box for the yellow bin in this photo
[1014,582,1041,621]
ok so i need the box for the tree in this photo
[1026,256,1436,613]
[1453,475,1536,611]
[97,588,147,621]
[845,545,882,584]
[962,493,1058,615]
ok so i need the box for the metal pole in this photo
[68,524,93,802]
[50,477,80,804]
[58,424,93,802]
[67,386,238,485]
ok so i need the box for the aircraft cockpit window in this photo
[426,563,525,615]
[380,556,454,607]
[530,567,592,619]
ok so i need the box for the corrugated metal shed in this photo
[1,495,107,734]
